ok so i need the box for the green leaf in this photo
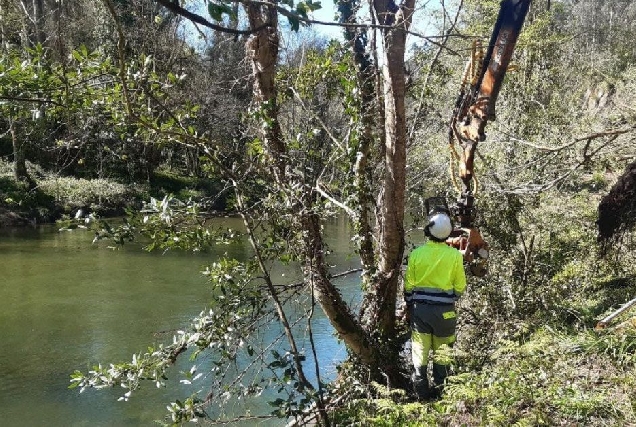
[269,398,285,407]
[207,2,236,21]
[295,1,320,18]
[305,0,322,12]
[288,15,300,32]
[208,2,223,21]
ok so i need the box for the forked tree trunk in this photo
[244,1,399,382]
[243,0,414,387]
[240,5,388,416]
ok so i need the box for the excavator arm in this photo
[446,0,531,276]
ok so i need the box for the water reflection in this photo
[0,216,360,426]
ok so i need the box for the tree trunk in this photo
[242,2,406,385]
[49,0,65,60]
[338,0,378,291]
[239,10,368,414]
[32,0,46,46]
[301,209,375,360]
[244,4,286,181]
[361,0,414,339]
[0,1,6,49]
[10,119,33,185]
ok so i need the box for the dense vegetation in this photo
[2,0,636,425]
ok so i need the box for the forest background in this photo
[2,0,636,425]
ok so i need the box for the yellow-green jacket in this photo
[404,241,467,304]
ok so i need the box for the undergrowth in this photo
[332,324,636,426]
[0,160,227,224]
[0,159,144,222]
[332,191,636,426]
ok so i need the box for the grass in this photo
[149,170,227,210]
[0,160,143,224]
[0,160,229,225]
[38,176,143,213]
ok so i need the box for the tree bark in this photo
[244,4,287,181]
[301,209,375,361]
[360,0,414,338]
[242,1,406,384]
[338,0,378,290]
[10,119,33,185]
[0,1,6,49]
[32,0,46,46]
[239,3,409,403]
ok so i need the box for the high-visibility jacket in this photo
[404,241,467,304]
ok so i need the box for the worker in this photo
[404,205,467,400]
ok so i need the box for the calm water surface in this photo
[0,217,359,426]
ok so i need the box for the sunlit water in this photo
[0,216,360,426]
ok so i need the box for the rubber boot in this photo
[431,363,450,399]
[411,367,431,400]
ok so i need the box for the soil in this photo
[0,206,33,227]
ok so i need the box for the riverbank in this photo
[0,161,227,228]
[0,174,142,227]
[0,206,31,227]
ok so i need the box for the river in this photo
[0,216,360,426]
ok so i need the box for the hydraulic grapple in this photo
[445,0,531,277]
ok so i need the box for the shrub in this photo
[38,176,145,215]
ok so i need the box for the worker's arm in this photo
[453,253,467,298]
[404,256,415,305]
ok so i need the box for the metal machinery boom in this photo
[447,0,531,276]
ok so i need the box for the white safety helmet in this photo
[426,212,453,241]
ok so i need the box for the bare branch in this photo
[153,0,272,35]
[18,0,36,24]
[176,0,469,55]
[102,0,132,116]
[574,126,636,142]
[315,183,356,217]
[477,125,629,195]
[290,87,345,151]
[408,0,464,141]
[502,126,636,152]
[233,182,315,392]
